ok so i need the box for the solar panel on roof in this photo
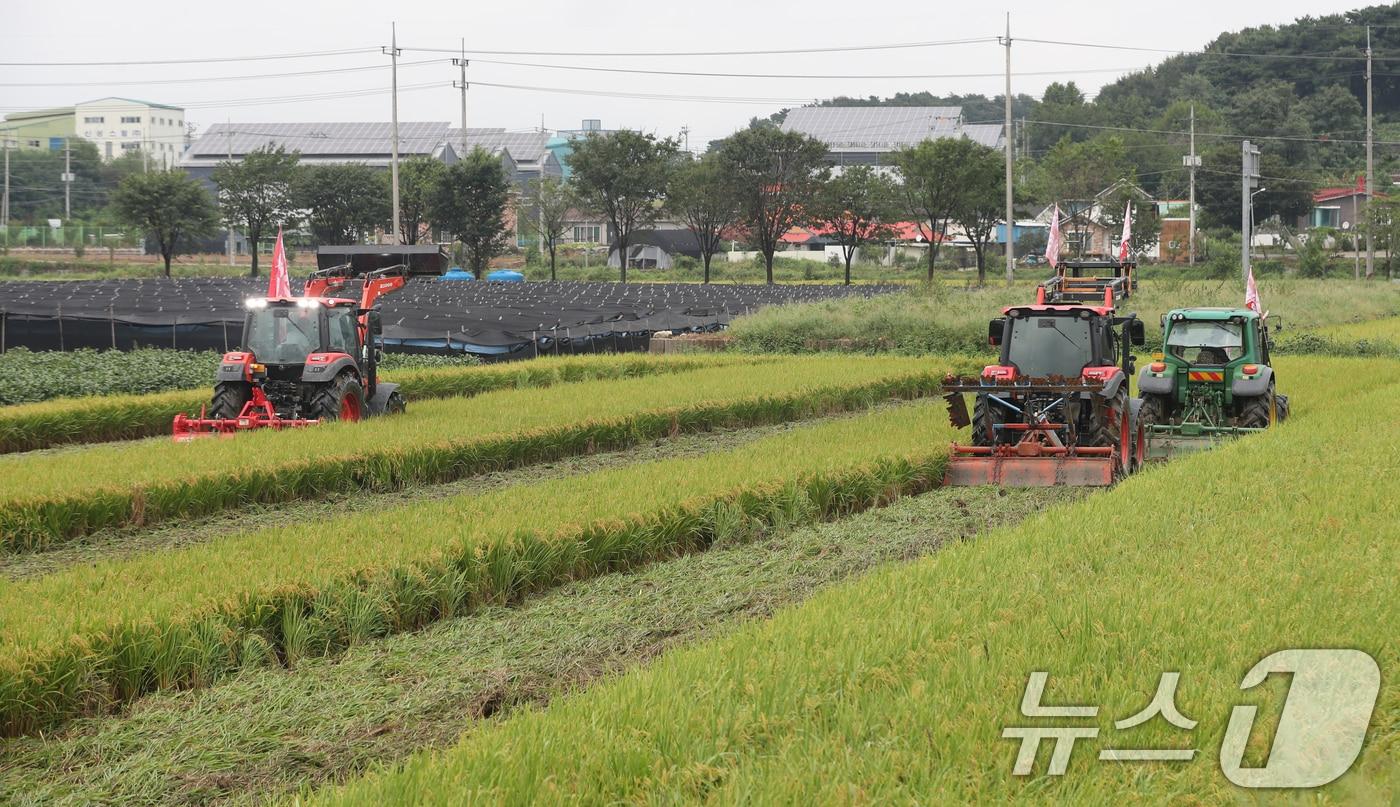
[781,106,990,150]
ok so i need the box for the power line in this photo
[0,47,381,67]
[0,59,443,88]
[468,81,812,105]
[466,59,1137,81]
[998,117,1400,147]
[1017,36,1400,62]
[400,37,999,58]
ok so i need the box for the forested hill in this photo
[769,5,1400,229]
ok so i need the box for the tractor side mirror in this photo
[1270,315,1283,332]
[1130,319,1146,346]
[988,318,1003,346]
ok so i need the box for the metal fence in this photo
[0,224,142,250]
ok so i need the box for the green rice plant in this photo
[729,279,1400,355]
[0,356,976,550]
[0,353,760,454]
[0,402,957,736]
[305,355,1400,805]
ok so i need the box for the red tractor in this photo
[173,265,409,439]
[941,281,1147,487]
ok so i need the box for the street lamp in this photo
[1249,187,1268,257]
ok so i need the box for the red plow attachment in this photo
[941,375,1122,488]
[172,389,318,441]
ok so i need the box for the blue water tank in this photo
[487,269,525,282]
[439,268,475,281]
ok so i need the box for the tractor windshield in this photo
[245,306,322,365]
[1006,315,1094,377]
[1167,320,1243,365]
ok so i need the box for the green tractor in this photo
[1137,307,1289,461]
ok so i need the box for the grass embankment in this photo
[728,279,1400,354]
[0,484,1073,805]
[0,401,961,736]
[0,356,970,551]
[0,353,754,454]
[309,356,1400,805]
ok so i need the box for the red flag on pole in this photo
[1245,265,1261,312]
[1045,205,1062,269]
[1117,202,1133,262]
[269,227,292,298]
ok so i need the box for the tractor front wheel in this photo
[385,390,407,416]
[209,381,251,419]
[309,373,366,423]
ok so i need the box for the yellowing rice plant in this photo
[305,356,1400,805]
[0,353,762,454]
[0,402,958,735]
[0,355,980,550]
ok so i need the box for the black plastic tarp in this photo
[0,277,902,355]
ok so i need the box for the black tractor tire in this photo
[209,381,252,419]
[1138,393,1171,429]
[1237,383,1276,429]
[1087,388,1129,448]
[309,373,367,423]
[385,390,407,416]
[971,393,1000,446]
[1128,398,1146,473]
[1275,393,1290,422]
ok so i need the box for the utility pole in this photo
[1242,140,1260,283]
[1001,12,1015,283]
[386,22,402,244]
[225,122,235,266]
[452,39,468,158]
[63,137,72,219]
[2,139,10,235]
[1366,24,1375,278]
[1185,104,1199,265]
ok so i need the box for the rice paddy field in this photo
[0,278,1397,804]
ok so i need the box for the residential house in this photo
[1037,180,1158,260]
[1298,175,1369,232]
[779,106,1004,175]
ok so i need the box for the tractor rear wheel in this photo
[1138,394,1170,429]
[1088,388,1132,479]
[1238,383,1276,429]
[209,381,251,419]
[971,394,1000,446]
[309,373,366,422]
[1087,388,1128,447]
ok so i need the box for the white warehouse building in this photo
[73,97,187,166]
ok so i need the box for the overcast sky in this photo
[1,0,1374,149]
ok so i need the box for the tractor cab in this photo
[940,289,1147,488]
[243,297,361,368]
[1138,307,1288,461]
